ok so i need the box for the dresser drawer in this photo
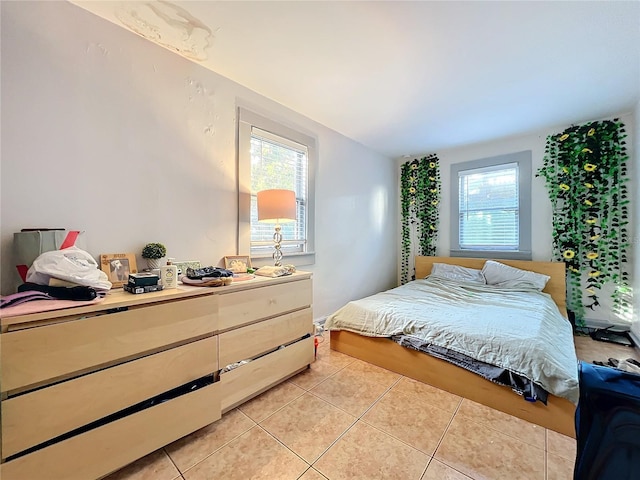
[0,383,220,480]
[219,308,312,367]
[1,294,218,394]
[220,336,314,411]
[1,336,218,458]
[218,278,312,331]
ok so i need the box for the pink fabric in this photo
[0,296,105,318]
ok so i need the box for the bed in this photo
[327,256,578,437]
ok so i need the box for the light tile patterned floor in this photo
[105,333,636,480]
[574,333,640,363]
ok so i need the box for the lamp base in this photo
[273,225,283,267]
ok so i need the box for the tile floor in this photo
[574,333,640,364]
[105,334,638,480]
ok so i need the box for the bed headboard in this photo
[414,256,567,317]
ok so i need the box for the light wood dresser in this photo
[0,272,313,479]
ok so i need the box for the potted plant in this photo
[141,242,167,270]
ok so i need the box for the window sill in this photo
[250,252,316,268]
[450,249,532,261]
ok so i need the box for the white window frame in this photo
[450,151,532,260]
[238,107,316,267]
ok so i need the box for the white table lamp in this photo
[257,189,296,266]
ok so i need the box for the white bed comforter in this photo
[325,277,579,403]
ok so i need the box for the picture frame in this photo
[172,260,201,276]
[224,255,251,274]
[100,253,138,288]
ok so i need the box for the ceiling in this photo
[72,1,640,158]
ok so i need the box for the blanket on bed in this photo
[325,277,580,404]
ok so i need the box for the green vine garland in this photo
[537,119,630,324]
[401,155,441,283]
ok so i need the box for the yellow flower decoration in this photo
[569,266,580,273]
[584,163,597,172]
[563,250,575,259]
[430,188,437,193]
[559,134,569,141]
[562,167,569,174]
[586,218,597,224]
[409,176,416,182]
[585,182,593,188]
[586,288,595,295]
[584,199,593,206]
[429,176,435,181]
[409,187,416,194]
[581,148,593,154]
[559,183,570,191]
[586,252,598,260]
[588,128,595,136]
[429,162,436,168]
[410,163,418,170]
[590,234,600,240]
[588,271,600,278]
[410,199,415,205]
[431,200,439,206]
[429,225,436,231]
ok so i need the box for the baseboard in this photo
[583,318,619,329]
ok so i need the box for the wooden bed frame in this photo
[330,256,576,438]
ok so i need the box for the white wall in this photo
[0,1,398,319]
[398,112,635,325]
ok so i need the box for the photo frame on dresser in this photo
[224,255,251,273]
[172,260,201,276]
[100,253,138,288]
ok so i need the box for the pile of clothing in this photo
[1,246,110,313]
[180,266,234,287]
[254,264,296,277]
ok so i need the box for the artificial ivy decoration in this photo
[400,155,441,283]
[537,119,630,324]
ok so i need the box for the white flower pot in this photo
[147,258,162,270]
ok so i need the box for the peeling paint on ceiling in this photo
[70,1,640,157]
[115,0,212,61]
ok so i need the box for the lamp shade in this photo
[257,189,296,223]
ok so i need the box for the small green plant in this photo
[141,242,167,260]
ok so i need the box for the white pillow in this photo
[430,263,486,284]
[481,260,550,291]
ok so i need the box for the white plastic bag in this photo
[13,229,87,290]
[26,246,112,290]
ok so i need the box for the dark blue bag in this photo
[574,361,640,480]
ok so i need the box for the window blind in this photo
[458,163,519,250]
[250,127,308,254]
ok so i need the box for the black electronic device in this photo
[123,284,164,294]
[590,327,634,347]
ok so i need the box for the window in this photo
[250,128,307,255]
[450,151,531,260]
[458,163,518,250]
[238,108,316,265]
